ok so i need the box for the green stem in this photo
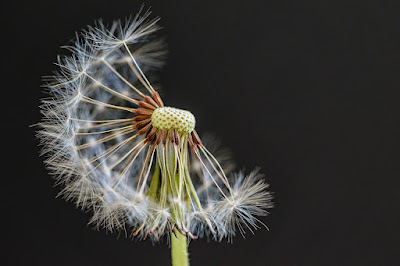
[171,231,189,266]
[147,163,160,200]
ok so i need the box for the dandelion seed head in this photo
[38,7,272,243]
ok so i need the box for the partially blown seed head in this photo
[38,7,273,243]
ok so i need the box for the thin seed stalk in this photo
[151,136,193,265]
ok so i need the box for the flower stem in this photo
[171,231,189,266]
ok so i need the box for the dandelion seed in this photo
[38,6,273,265]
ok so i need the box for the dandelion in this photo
[38,6,273,265]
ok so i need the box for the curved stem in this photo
[171,231,189,266]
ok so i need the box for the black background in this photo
[3,0,400,265]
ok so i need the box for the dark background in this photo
[2,0,400,265]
